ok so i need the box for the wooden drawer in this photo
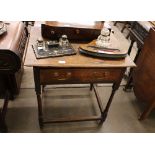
[40,68,122,84]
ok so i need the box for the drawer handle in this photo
[75,29,80,34]
[54,72,59,77]
[104,72,109,77]
[54,72,72,76]
[93,71,109,78]
[53,72,72,80]
[51,30,55,35]
[58,78,68,81]
[67,72,72,76]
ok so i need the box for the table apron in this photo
[39,68,124,85]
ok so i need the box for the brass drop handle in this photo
[51,30,55,35]
[67,72,72,77]
[54,72,59,77]
[58,78,67,81]
[93,71,109,79]
[101,72,109,77]
[75,29,80,34]
[53,72,72,81]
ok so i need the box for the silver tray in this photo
[32,42,76,59]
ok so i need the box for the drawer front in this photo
[40,68,122,84]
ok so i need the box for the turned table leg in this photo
[100,83,120,123]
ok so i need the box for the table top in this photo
[24,24,135,68]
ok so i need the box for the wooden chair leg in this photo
[0,90,10,132]
[126,33,130,39]
[139,101,155,120]
[121,24,127,33]
[124,74,133,91]
[90,83,93,91]
[114,22,118,26]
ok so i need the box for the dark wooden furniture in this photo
[24,24,135,128]
[0,22,29,132]
[0,76,10,132]
[124,21,153,90]
[127,21,152,56]
[133,28,155,120]
[41,21,103,42]
[0,22,28,97]
[114,21,133,36]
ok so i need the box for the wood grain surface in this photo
[24,24,135,68]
